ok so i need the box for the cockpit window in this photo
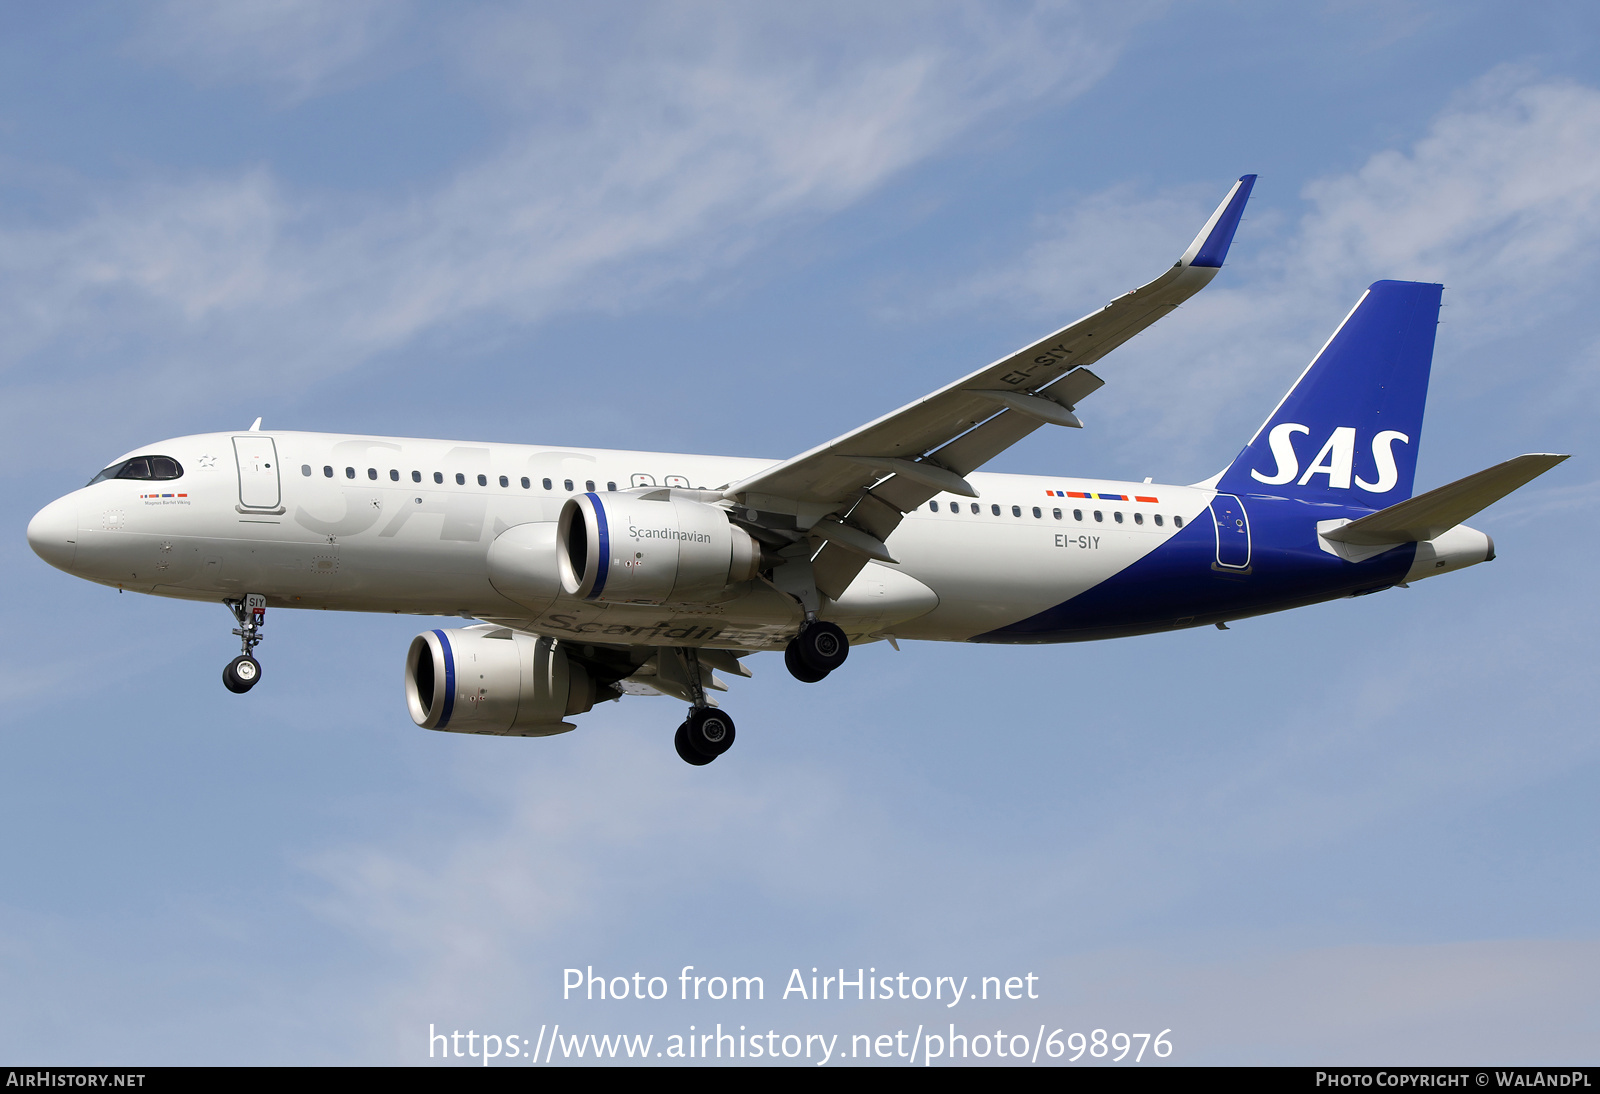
[88,455,184,486]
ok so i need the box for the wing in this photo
[724,174,1257,600]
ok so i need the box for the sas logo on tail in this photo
[1250,424,1410,493]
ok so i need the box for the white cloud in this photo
[131,0,407,100]
[301,721,919,1047]
[1295,69,1600,321]
[0,3,1146,468]
[1061,938,1600,1063]
[949,69,1600,475]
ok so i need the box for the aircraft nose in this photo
[27,495,79,572]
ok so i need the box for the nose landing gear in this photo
[222,595,266,693]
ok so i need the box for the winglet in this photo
[1181,174,1256,269]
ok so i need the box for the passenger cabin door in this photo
[1209,493,1251,570]
[233,436,282,511]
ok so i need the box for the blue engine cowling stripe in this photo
[432,628,456,728]
[586,492,610,600]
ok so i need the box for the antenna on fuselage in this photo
[248,417,262,431]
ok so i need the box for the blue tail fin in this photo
[1215,280,1443,506]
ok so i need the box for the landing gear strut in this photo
[785,619,848,683]
[672,647,737,765]
[222,594,266,693]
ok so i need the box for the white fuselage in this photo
[31,430,1216,650]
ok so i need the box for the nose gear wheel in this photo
[222,595,267,693]
[223,655,262,693]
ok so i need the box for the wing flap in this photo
[1322,454,1569,545]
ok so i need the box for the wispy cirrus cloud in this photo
[1,3,1149,466]
[130,0,409,101]
[947,69,1600,475]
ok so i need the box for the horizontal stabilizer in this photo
[1321,454,1569,546]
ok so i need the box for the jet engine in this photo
[557,491,760,605]
[405,624,596,736]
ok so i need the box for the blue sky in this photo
[3,1,1597,1065]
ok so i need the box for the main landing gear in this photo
[666,622,848,765]
[675,707,736,766]
[222,594,266,694]
[671,647,737,766]
[785,619,849,683]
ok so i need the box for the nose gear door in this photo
[1209,493,1251,570]
[233,436,282,511]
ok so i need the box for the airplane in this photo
[26,175,1568,766]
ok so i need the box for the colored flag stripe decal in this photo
[1044,490,1158,502]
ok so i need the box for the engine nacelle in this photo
[557,491,760,605]
[405,625,596,737]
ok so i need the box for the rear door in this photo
[1209,493,1251,569]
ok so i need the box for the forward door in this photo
[233,436,282,511]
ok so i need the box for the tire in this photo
[674,723,716,766]
[684,707,736,757]
[795,621,849,675]
[223,656,261,693]
[785,641,829,683]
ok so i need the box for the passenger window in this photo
[991,504,1001,516]
[930,500,939,512]
[1011,505,1022,517]
[585,480,596,492]
[1154,514,1164,527]
[412,471,421,483]
[346,467,355,479]
[521,477,530,489]
[1174,515,1184,528]
[324,466,333,478]
[1093,510,1103,522]
[477,474,488,486]
[301,464,312,477]
[607,482,616,491]
[433,472,443,484]
[390,469,399,481]
[499,475,509,487]
[455,473,465,485]
[367,468,377,480]
[1114,512,1123,523]
[1073,509,1082,521]
[542,478,552,490]
[970,503,979,514]
[1134,512,1144,525]
[1032,506,1041,518]
[1052,508,1062,520]
[564,479,574,492]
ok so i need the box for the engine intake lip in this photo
[557,493,609,599]
[405,630,455,729]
